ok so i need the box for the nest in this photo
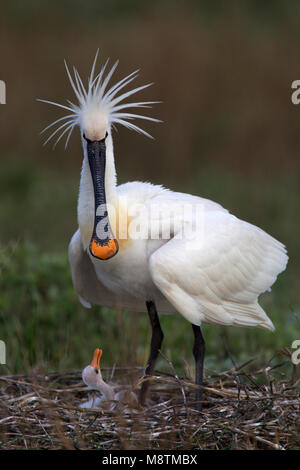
[0,352,299,450]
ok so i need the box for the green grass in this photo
[0,161,299,378]
[0,241,298,379]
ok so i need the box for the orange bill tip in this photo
[89,238,119,260]
[90,348,102,369]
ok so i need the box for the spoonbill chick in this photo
[81,348,138,409]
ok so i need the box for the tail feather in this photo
[223,300,275,331]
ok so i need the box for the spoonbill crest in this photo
[39,52,288,408]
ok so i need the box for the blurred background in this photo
[0,0,299,379]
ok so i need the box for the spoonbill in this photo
[81,348,138,409]
[39,52,288,408]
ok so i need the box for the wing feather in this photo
[149,211,288,330]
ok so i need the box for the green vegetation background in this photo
[0,1,299,379]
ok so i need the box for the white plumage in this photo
[149,209,287,330]
[68,179,287,331]
[40,53,288,406]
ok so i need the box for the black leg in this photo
[139,301,164,406]
[192,324,206,410]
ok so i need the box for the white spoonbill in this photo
[39,52,288,408]
[80,348,138,409]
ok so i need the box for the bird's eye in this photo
[94,368,99,374]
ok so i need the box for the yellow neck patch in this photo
[80,199,132,256]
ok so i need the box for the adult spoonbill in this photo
[80,348,138,409]
[39,52,288,408]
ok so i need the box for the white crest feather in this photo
[38,50,161,147]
